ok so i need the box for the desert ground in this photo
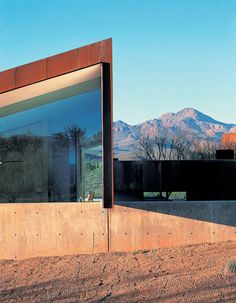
[0,241,236,303]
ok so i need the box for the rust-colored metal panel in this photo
[0,203,108,260]
[0,68,16,93]
[76,40,112,69]
[222,133,236,143]
[15,59,47,88]
[88,42,101,65]
[77,45,89,69]
[0,38,112,92]
[46,49,79,78]
[100,39,112,63]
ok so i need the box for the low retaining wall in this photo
[0,201,236,259]
[0,203,108,259]
[110,201,236,251]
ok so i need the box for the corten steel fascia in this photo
[0,38,112,92]
[0,38,114,208]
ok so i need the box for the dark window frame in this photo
[102,62,113,208]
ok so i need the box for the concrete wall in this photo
[0,203,108,260]
[1,201,236,259]
[110,201,236,252]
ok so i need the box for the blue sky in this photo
[0,0,236,125]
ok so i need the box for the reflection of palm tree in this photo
[53,125,86,145]
[52,125,86,202]
[84,131,102,149]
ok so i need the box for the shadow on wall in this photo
[115,200,236,228]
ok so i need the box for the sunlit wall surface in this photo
[0,65,102,202]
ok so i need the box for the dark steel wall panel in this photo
[143,161,161,191]
[114,160,236,200]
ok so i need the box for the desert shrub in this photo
[227,260,236,273]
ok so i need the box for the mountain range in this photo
[113,108,236,157]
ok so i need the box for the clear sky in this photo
[0,0,236,125]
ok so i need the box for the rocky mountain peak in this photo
[113,108,236,156]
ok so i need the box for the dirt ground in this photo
[0,241,236,303]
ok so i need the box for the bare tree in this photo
[190,139,220,160]
[134,135,157,160]
[153,127,169,160]
[170,129,194,160]
[135,127,195,161]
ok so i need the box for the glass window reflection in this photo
[0,66,102,203]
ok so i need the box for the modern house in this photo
[0,39,236,260]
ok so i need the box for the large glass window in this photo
[0,64,103,202]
